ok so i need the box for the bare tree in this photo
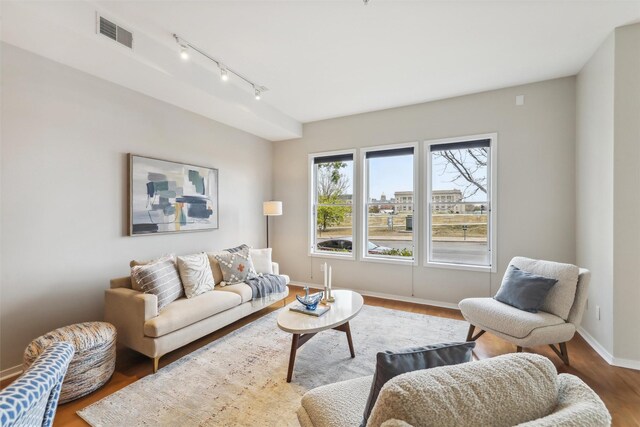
[434,148,487,199]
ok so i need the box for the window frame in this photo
[360,141,419,266]
[423,133,497,272]
[308,149,357,260]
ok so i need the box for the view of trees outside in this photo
[431,145,490,266]
[314,144,490,266]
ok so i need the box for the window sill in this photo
[426,261,495,273]
[362,256,416,266]
[309,252,355,261]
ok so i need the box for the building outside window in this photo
[363,145,416,261]
[427,135,496,270]
[309,151,355,257]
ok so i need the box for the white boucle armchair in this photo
[459,257,590,365]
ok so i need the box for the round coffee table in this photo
[277,289,364,382]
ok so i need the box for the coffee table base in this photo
[286,321,355,383]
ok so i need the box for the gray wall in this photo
[272,77,577,304]
[577,22,640,364]
[0,44,273,370]
[576,33,615,354]
[613,23,640,362]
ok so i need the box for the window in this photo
[309,151,355,257]
[427,136,495,270]
[362,145,416,262]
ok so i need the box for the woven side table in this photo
[23,321,116,404]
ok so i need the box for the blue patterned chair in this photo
[0,342,74,427]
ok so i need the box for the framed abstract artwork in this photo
[129,154,219,235]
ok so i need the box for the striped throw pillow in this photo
[177,253,215,298]
[131,256,184,310]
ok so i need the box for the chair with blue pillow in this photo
[459,256,590,365]
[0,342,74,427]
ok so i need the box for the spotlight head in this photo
[180,46,189,61]
[220,66,229,81]
[254,87,261,100]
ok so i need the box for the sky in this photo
[333,153,488,203]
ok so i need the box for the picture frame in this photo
[129,154,219,236]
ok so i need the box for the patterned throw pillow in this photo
[131,256,184,310]
[177,253,216,298]
[214,246,256,285]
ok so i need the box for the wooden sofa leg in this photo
[516,346,523,352]
[549,342,570,365]
[153,356,160,373]
[466,324,486,342]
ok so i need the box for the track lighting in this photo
[173,33,268,101]
[180,46,189,61]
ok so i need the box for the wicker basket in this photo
[23,322,116,404]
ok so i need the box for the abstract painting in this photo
[129,154,218,235]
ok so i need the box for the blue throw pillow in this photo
[494,265,557,313]
[361,341,475,426]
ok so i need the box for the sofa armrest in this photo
[272,261,280,275]
[104,288,158,352]
[518,374,611,427]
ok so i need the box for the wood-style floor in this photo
[3,285,640,426]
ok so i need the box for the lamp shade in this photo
[263,201,283,216]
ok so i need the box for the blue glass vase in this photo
[296,287,324,311]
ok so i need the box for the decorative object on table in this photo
[322,262,335,303]
[290,303,331,317]
[129,154,218,235]
[295,286,324,310]
[23,322,116,404]
[263,201,283,247]
[0,342,74,427]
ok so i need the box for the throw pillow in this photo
[214,246,256,284]
[177,253,216,298]
[131,255,184,310]
[361,341,475,426]
[510,256,579,320]
[250,248,273,275]
[206,251,227,285]
[129,255,174,289]
[494,265,557,313]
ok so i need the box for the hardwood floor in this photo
[3,285,640,426]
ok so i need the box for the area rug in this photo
[78,305,468,426]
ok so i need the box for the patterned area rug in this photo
[78,305,468,426]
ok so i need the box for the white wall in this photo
[0,44,273,371]
[576,33,615,354]
[612,23,640,362]
[577,22,640,366]
[272,77,577,305]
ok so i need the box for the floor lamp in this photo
[263,201,282,248]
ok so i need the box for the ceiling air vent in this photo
[98,15,133,49]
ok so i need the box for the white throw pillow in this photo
[250,248,273,275]
[177,253,216,298]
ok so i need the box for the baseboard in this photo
[0,365,22,382]
[578,327,640,371]
[291,281,460,310]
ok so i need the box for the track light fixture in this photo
[220,65,229,82]
[173,33,268,100]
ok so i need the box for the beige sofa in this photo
[105,260,289,372]
[298,353,611,427]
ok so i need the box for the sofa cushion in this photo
[206,251,227,285]
[250,248,274,275]
[510,257,579,320]
[216,283,253,303]
[299,375,373,427]
[494,265,557,313]
[177,253,216,298]
[362,342,475,426]
[131,256,184,310]
[459,297,565,339]
[367,353,558,427]
[214,246,256,285]
[144,291,241,337]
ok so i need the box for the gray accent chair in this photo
[459,257,590,365]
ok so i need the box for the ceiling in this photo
[2,1,640,140]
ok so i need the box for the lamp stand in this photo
[266,216,270,248]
